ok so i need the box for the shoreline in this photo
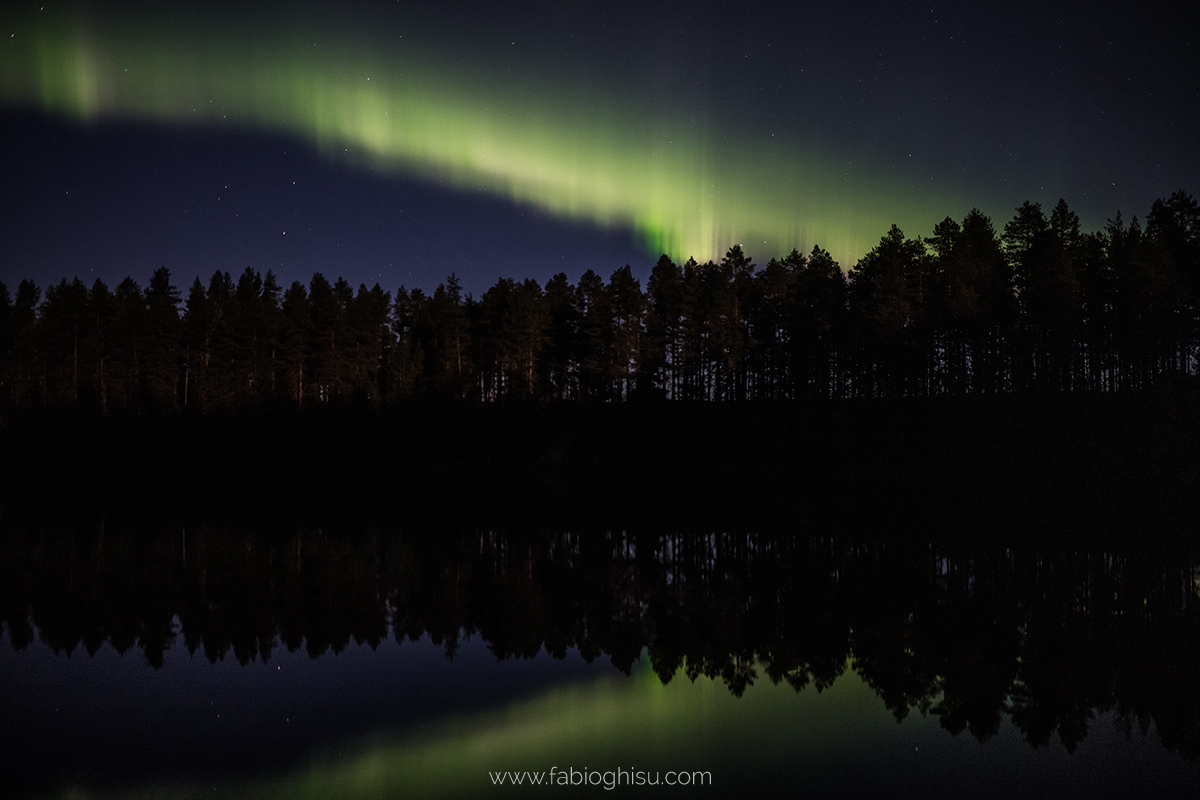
[2,391,1197,543]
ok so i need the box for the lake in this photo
[2,518,1197,798]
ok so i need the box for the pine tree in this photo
[144,267,181,408]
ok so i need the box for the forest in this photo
[1,191,1198,410]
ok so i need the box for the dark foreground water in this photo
[2,519,1198,799]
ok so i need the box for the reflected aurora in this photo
[52,649,1182,800]
[1,7,959,265]
[77,656,893,799]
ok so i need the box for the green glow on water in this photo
[43,650,1196,799]
[1,7,959,264]
[73,656,891,800]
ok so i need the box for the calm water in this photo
[2,521,1198,798]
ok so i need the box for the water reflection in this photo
[2,520,1199,796]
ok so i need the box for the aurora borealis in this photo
[1,2,938,263]
[2,0,1198,292]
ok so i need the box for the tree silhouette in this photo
[576,269,616,400]
[790,246,845,400]
[144,267,181,407]
[2,191,1199,410]
[608,265,646,399]
[277,280,310,403]
[541,272,579,400]
[646,254,685,399]
[38,278,90,406]
[849,225,928,397]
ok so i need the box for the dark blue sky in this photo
[2,109,648,298]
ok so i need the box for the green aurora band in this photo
[2,8,965,266]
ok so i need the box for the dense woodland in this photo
[2,191,1198,410]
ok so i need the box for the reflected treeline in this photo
[3,521,1198,759]
[2,192,1199,408]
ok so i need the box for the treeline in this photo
[2,191,1198,409]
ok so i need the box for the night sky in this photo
[2,0,1198,297]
